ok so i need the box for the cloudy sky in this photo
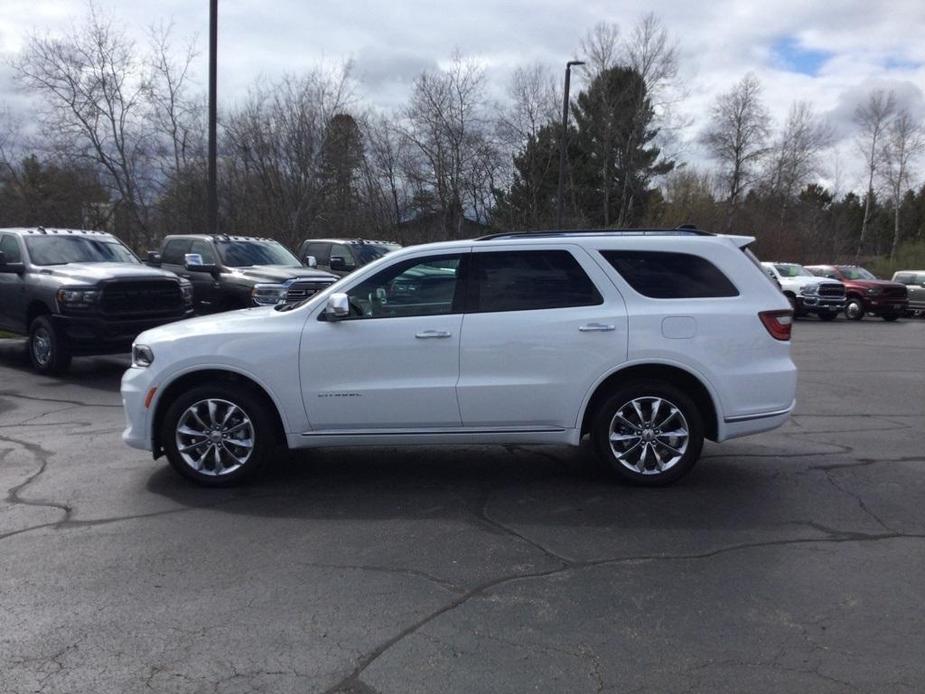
[1,0,924,189]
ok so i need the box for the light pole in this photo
[557,59,584,229]
[207,0,218,235]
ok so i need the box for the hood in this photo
[784,275,843,289]
[842,278,905,289]
[138,306,280,345]
[228,265,338,284]
[35,262,181,286]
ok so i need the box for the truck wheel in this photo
[882,313,900,322]
[161,383,273,486]
[28,316,71,374]
[817,312,838,321]
[592,381,704,486]
[844,299,865,321]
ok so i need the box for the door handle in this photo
[578,323,616,332]
[415,330,452,339]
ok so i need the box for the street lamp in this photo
[207,0,218,235]
[557,59,584,229]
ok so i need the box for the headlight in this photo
[56,288,100,308]
[132,344,154,368]
[799,283,819,296]
[179,279,194,305]
[866,287,883,296]
[252,283,288,306]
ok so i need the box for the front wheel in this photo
[592,382,704,486]
[817,311,838,322]
[28,316,71,374]
[844,299,865,321]
[882,313,900,322]
[161,384,274,486]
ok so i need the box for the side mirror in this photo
[303,254,318,268]
[146,251,162,266]
[0,251,24,274]
[329,255,350,272]
[184,253,217,273]
[325,292,350,320]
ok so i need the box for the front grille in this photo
[818,284,845,298]
[285,280,334,302]
[100,280,183,317]
[883,285,907,299]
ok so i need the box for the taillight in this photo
[759,310,793,340]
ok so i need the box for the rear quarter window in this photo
[600,250,739,299]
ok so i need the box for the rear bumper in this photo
[53,311,193,355]
[717,399,796,442]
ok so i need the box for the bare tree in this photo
[764,101,833,222]
[580,22,620,77]
[621,13,678,101]
[400,54,501,240]
[363,115,408,227]
[879,108,924,262]
[496,63,558,148]
[853,89,897,258]
[700,74,771,230]
[12,4,154,245]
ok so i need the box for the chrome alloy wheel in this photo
[175,399,254,476]
[845,300,864,320]
[31,326,52,367]
[608,396,690,475]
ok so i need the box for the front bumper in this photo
[862,298,908,315]
[121,365,154,451]
[53,311,193,355]
[799,296,844,312]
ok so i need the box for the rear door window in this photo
[469,250,603,313]
[600,250,738,298]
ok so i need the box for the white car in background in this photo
[761,262,845,320]
[122,228,797,487]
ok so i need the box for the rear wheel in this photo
[592,381,704,486]
[845,298,865,321]
[28,316,71,374]
[161,384,274,486]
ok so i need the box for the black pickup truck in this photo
[0,227,194,374]
[147,234,338,312]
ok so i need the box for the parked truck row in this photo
[0,226,920,375]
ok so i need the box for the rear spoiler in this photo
[720,234,756,248]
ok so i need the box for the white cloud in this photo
[0,0,923,192]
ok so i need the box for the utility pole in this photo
[557,60,584,229]
[207,0,218,235]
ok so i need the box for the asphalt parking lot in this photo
[1,317,924,694]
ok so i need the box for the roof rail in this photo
[474,225,714,241]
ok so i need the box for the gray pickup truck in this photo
[0,227,193,374]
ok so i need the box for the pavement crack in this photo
[0,391,121,408]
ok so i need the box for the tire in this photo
[784,293,802,316]
[161,383,275,486]
[28,315,71,374]
[817,311,838,322]
[882,313,900,322]
[844,298,865,321]
[591,381,705,486]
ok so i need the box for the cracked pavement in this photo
[1,319,924,693]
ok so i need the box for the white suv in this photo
[122,229,797,486]
[761,261,846,320]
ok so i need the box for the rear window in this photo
[600,250,738,299]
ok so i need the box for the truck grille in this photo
[818,284,845,298]
[101,280,183,317]
[285,280,334,302]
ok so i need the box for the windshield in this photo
[837,266,877,280]
[355,243,401,265]
[217,240,301,267]
[774,263,813,278]
[24,236,139,266]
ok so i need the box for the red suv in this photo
[805,265,908,321]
